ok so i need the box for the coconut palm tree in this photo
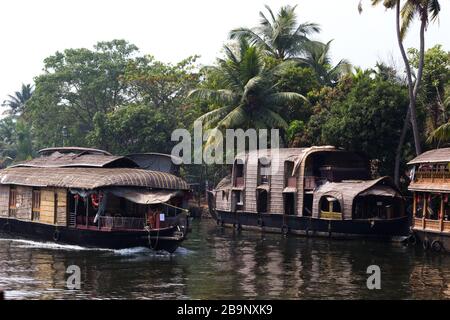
[2,83,34,116]
[229,5,320,60]
[427,89,450,145]
[296,40,352,86]
[189,39,307,144]
[363,0,441,185]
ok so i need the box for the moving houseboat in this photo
[0,147,191,253]
[208,146,408,239]
[408,148,450,252]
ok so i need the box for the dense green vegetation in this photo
[1,4,449,189]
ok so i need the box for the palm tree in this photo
[362,0,441,185]
[189,39,307,145]
[427,89,450,145]
[2,83,34,116]
[296,40,352,86]
[229,5,320,60]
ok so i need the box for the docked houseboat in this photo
[0,147,191,253]
[208,146,408,240]
[408,148,450,252]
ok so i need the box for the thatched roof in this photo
[38,147,112,156]
[11,152,137,169]
[407,148,450,165]
[0,167,189,190]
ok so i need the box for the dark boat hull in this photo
[0,217,185,253]
[413,229,450,253]
[214,210,410,241]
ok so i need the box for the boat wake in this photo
[0,238,112,252]
[0,238,193,256]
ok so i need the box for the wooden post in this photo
[441,194,445,232]
[0,289,4,300]
[85,196,89,227]
[422,194,427,229]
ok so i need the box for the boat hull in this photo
[412,229,450,253]
[213,210,410,240]
[0,217,185,253]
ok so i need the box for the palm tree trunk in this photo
[393,0,423,186]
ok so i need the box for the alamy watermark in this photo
[171,120,282,169]
[66,265,81,290]
[366,265,381,290]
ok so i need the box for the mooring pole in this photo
[0,289,4,300]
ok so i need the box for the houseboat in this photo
[0,147,191,253]
[208,146,408,240]
[408,148,450,252]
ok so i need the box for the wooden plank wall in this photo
[268,154,284,214]
[56,188,67,226]
[15,186,32,220]
[40,188,67,225]
[244,154,257,213]
[0,185,9,217]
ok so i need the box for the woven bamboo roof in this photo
[11,152,137,169]
[407,148,450,165]
[0,167,189,190]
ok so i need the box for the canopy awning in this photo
[283,187,297,193]
[358,185,402,198]
[256,184,270,191]
[108,187,182,204]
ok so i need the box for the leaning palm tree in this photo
[189,39,307,145]
[229,5,320,60]
[362,0,441,185]
[2,83,34,116]
[296,40,352,86]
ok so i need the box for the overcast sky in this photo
[0,0,449,114]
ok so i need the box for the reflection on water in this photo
[1,219,450,299]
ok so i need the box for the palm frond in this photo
[428,0,441,21]
[427,121,450,144]
[217,105,248,129]
[195,106,234,129]
[266,92,309,106]
[188,88,238,106]
[400,1,416,39]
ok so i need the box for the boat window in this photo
[257,190,269,213]
[320,196,342,219]
[258,157,271,185]
[444,194,450,221]
[9,187,17,217]
[284,161,296,188]
[32,189,41,221]
[427,194,440,220]
[234,159,245,187]
[415,193,424,218]
[284,192,296,215]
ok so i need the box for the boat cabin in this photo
[0,147,190,251]
[212,146,405,224]
[408,148,450,237]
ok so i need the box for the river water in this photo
[1,218,450,300]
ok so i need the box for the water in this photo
[1,219,450,300]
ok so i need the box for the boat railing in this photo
[415,169,450,182]
[413,217,450,233]
[98,216,145,230]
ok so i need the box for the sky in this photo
[0,0,449,115]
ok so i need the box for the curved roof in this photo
[312,177,402,219]
[0,167,189,190]
[38,147,112,156]
[407,148,450,165]
[11,152,137,169]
